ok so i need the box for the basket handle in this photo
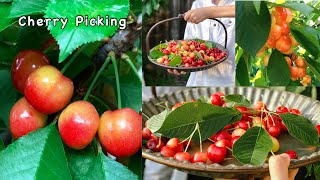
[146,14,228,53]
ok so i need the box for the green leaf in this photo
[236,55,250,86]
[252,1,261,14]
[119,71,142,112]
[224,94,251,107]
[290,24,320,58]
[9,0,49,17]
[149,49,164,59]
[236,1,270,57]
[194,51,203,60]
[128,151,142,179]
[197,96,211,104]
[66,147,138,180]
[281,2,316,17]
[63,54,93,79]
[168,56,182,67]
[0,44,17,65]
[147,109,170,133]
[0,4,16,32]
[17,25,51,51]
[0,139,4,151]
[314,162,320,180]
[205,41,213,48]
[156,102,242,141]
[233,127,273,165]
[279,113,319,146]
[45,0,130,62]
[304,57,320,80]
[0,0,13,2]
[0,70,18,127]
[0,125,72,179]
[267,50,290,86]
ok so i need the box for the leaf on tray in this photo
[149,49,164,59]
[168,56,182,67]
[194,51,203,60]
[224,94,251,107]
[155,102,242,141]
[147,109,171,133]
[279,113,319,146]
[197,96,211,104]
[233,127,273,165]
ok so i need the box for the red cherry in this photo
[234,121,249,130]
[146,138,164,152]
[280,23,290,35]
[276,106,289,114]
[231,136,241,147]
[142,127,152,140]
[11,50,50,93]
[166,138,184,153]
[285,150,297,159]
[223,124,233,131]
[289,109,301,115]
[235,106,252,122]
[267,125,281,137]
[191,152,207,163]
[214,139,231,149]
[264,115,281,127]
[210,131,232,142]
[231,128,246,138]
[163,49,170,55]
[150,133,159,140]
[207,144,227,163]
[210,94,222,106]
[315,125,320,136]
[98,108,142,157]
[174,152,191,162]
[160,146,176,157]
[215,92,225,97]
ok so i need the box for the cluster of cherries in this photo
[156,40,227,67]
[9,49,141,157]
[258,7,311,86]
[143,92,320,164]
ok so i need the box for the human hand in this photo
[184,7,211,24]
[263,153,299,180]
[167,69,186,75]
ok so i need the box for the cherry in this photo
[160,146,176,157]
[267,125,281,137]
[9,97,47,139]
[285,56,292,66]
[235,106,252,122]
[285,8,293,23]
[276,36,292,52]
[215,92,225,97]
[150,133,159,140]
[98,108,141,157]
[252,117,267,129]
[266,38,276,48]
[295,57,306,68]
[276,106,289,114]
[191,152,207,163]
[174,152,191,162]
[58,101,99,150]
[290,66,307,79]
[223,124,233,131]
[163,49,170,55]
[142,127,152,140]
[264,115,281,127]
[231,136,241,147]
[270,136,280,152]
[234,121,249,130]
[269,24,282,40]
[214,139,231,149]
[210,131,232,142]
[183,139,193,147]
[210,94,222,106]
[172,102,184,111]
[24,65,74,114]
[166,138,184,153]
[146,138,164,152]
[207,144,227,163]
[285,150,297,159]
[315,125,320,136]
[280,23,290,35]
[231,128,246,138]
[11,50,50,94]
[289,109,301,115]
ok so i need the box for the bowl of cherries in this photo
[147,39,228,72]
[142,87,320,178]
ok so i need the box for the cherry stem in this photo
[270,150,275,156]
[111,55,122,109]
[122,54,141,82]
[226,147,232,152]
[183,124,198,152]
[83,56,111,101]
[61,45,87,74]
[196,123,202,152]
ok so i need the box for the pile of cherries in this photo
[143,92,320,164]
[9,49,141,157]
[155,40,227,67]
[258,7,311,86]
